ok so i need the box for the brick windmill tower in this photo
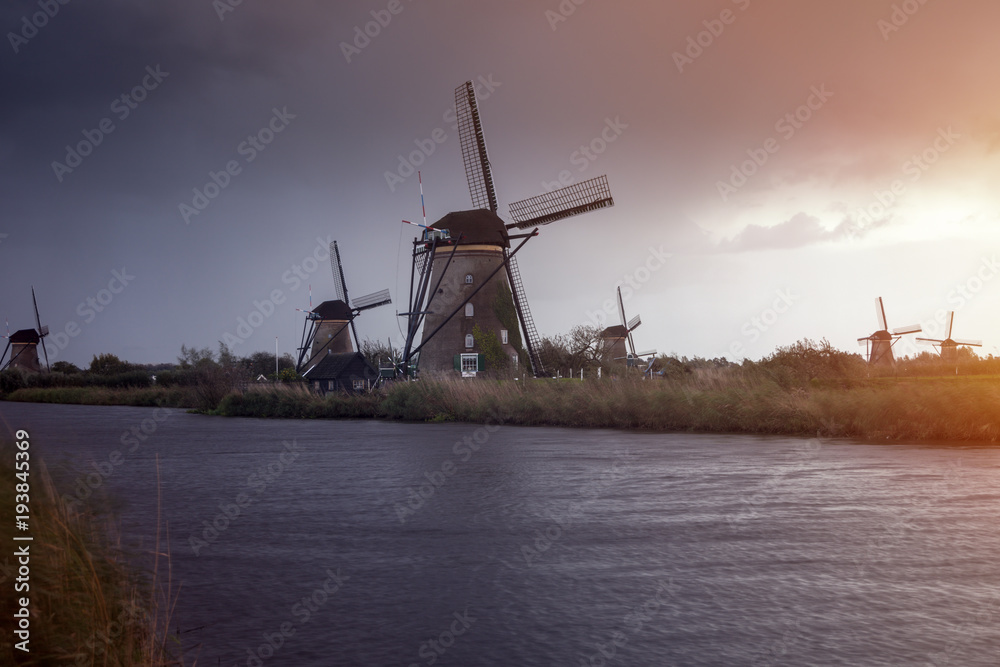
[1,288,50,373]
[400,81,616,378]
[600,286,655,367]
[916,310,981,364]
[857,297,921,366]
[295,240,390,373]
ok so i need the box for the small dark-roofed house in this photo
[302,351,379,394]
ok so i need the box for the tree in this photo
[177,344,215,369]
[52,361,81,374]
[89,353,131,375]
[360,338,397,370]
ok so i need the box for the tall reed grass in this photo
[0,448,179,665]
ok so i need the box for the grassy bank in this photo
[209,371,1000,442]
[0,447,177,665]
[3,386,197,408]
[7,353,1000,441]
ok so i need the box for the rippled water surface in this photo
[5,402,1000,666]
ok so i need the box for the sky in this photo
[2,0,1000,367]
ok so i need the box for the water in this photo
[4,402,1000,666]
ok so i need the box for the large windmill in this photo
[602,286,656,367]
[857,296,921,366]
[915,311,981,364]
[1,287,50,373]
[295,241,391,374]
[400,80,616,378]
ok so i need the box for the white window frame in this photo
[461,353,479,372]
[328,380,335,390]
[465,274,474,284]
[465,334,474,348]
[465,303,474,317]
[352,379,365,391]
[501,329,508,345]
[512,353,518,367]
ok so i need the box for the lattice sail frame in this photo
[455,82,498,212]
[508,175,615,229]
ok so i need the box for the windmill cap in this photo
[9,329,40,343]
[312,300,353,320]
[601,324,628,338]
[431,210,509,247]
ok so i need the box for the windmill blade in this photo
[953,339,983,347]
[945,311,955,340]
[875,297,887,331]
[329,241,348,304]
[915,337,944,344]
[857,337,871,346]
[32,286,50,371]
[616,287,627,329]
[892,324,922,335]
[507,175,615,230]
[455,81,498,212]
[627,314,641,332]
[635,349,657,357]
[352,289,392,312]
[32,287,44,335]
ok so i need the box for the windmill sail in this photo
[455,81,498,212]
[330,241,349,304]
[352,289,392,311]
[875,297,888,331]
[508,175,614,230]
[31,287,49,371]
[505,253,545,377]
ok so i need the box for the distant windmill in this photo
[295,241,391,373]
[915,311,981,363]
[857,296,921,366]
[602,286,656,367]
[1,287,50,373]
[401,80,615,378]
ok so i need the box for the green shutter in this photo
[453,354,461,371]
[478,354,485,371]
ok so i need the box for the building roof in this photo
[431,209,510,247]
[9,329,39,344]
[312,300,353,320]
[302,351,376,379]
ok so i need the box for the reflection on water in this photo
[5,401,1000,666]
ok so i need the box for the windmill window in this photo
[461,354,479,372]
[465,274,474,284]
[465,334,474,348]
[353,379,365,391]
[501,329,508,345]
[328,380,335,390]
[512,353,518,366]
[465,303,474,317]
